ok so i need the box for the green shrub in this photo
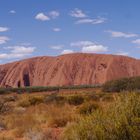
[102,76,140,92]
[0,88,11,95]
[86,94,101,102]
[101,94,114,102]
[78,102,100,115]
[18,95,44,107]
[44,94,65,105]
[28,96,44,105]
[0,84,101,95]
[62,93,140,140]
[67,96,84,106]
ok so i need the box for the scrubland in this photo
[0,77,140,140]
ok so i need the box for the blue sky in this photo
[0,0,140,63]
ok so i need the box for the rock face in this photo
[0,53,140,87]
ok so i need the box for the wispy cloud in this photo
[132,39,140,45]
[116,51,129,56]
[70,8,87,18]
[71,41,108,53]
[0,54,8,59]
[9,10,16,14]
[76,17,107,24]
[0,36,9,44]
[49,11,60,19]
[35,13,50,21]
[70,8,106,25]
[106,30,138,38]
[0,27,9,32]
[0,45,35,60]
[50,45,63,50]
[61,49,74,54]
[53,28,61,32]
[7,46,35,54]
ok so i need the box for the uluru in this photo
[0,53,140,88]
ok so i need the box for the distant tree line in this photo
[0,84,100,95]
[102,76,140,92]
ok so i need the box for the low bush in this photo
[86,94,101,102]
[18,99,31,108]
[3,95,17,102]
[18,95,44,107]
[101,94,114,102]
[0,88,12,95]
[62,93,140,140]
[28,96,44,105]
[67,95,84,106]
[44,94,65,105]
[45,104,75,128]
[78,102,100,115]
[48,116,70,128]
[102,76,140,92]
[0,101,12,114]
[0,84,101,95]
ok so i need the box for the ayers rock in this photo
[0,53,140,88]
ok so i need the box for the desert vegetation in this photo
[0,88,104,139]
[0,77,140,140]
[0,91,139,139]
[0,84,100,95]
[62,93,140,140]
[102,76,140,92]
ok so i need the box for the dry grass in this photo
[0,88,121,140]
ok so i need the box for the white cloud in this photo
[61,49,74,54]
[35,11,60,21]
[0,27,9,32]
[116,51,129,56]
[9,46,35,54]
[132,39,140,45]
[35,13,50,21]
[0,46,35,60]
[0,36,9,44]
[70,8,87,18]
[53,28,61,32]
[50,45,63,50]
[49,11,60,18]
[71,41,108,53]
[9,10,16,14]
[76,17,106,24]
[106,30,138,38]
[0,53,8,59]
[82,45,108,53]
